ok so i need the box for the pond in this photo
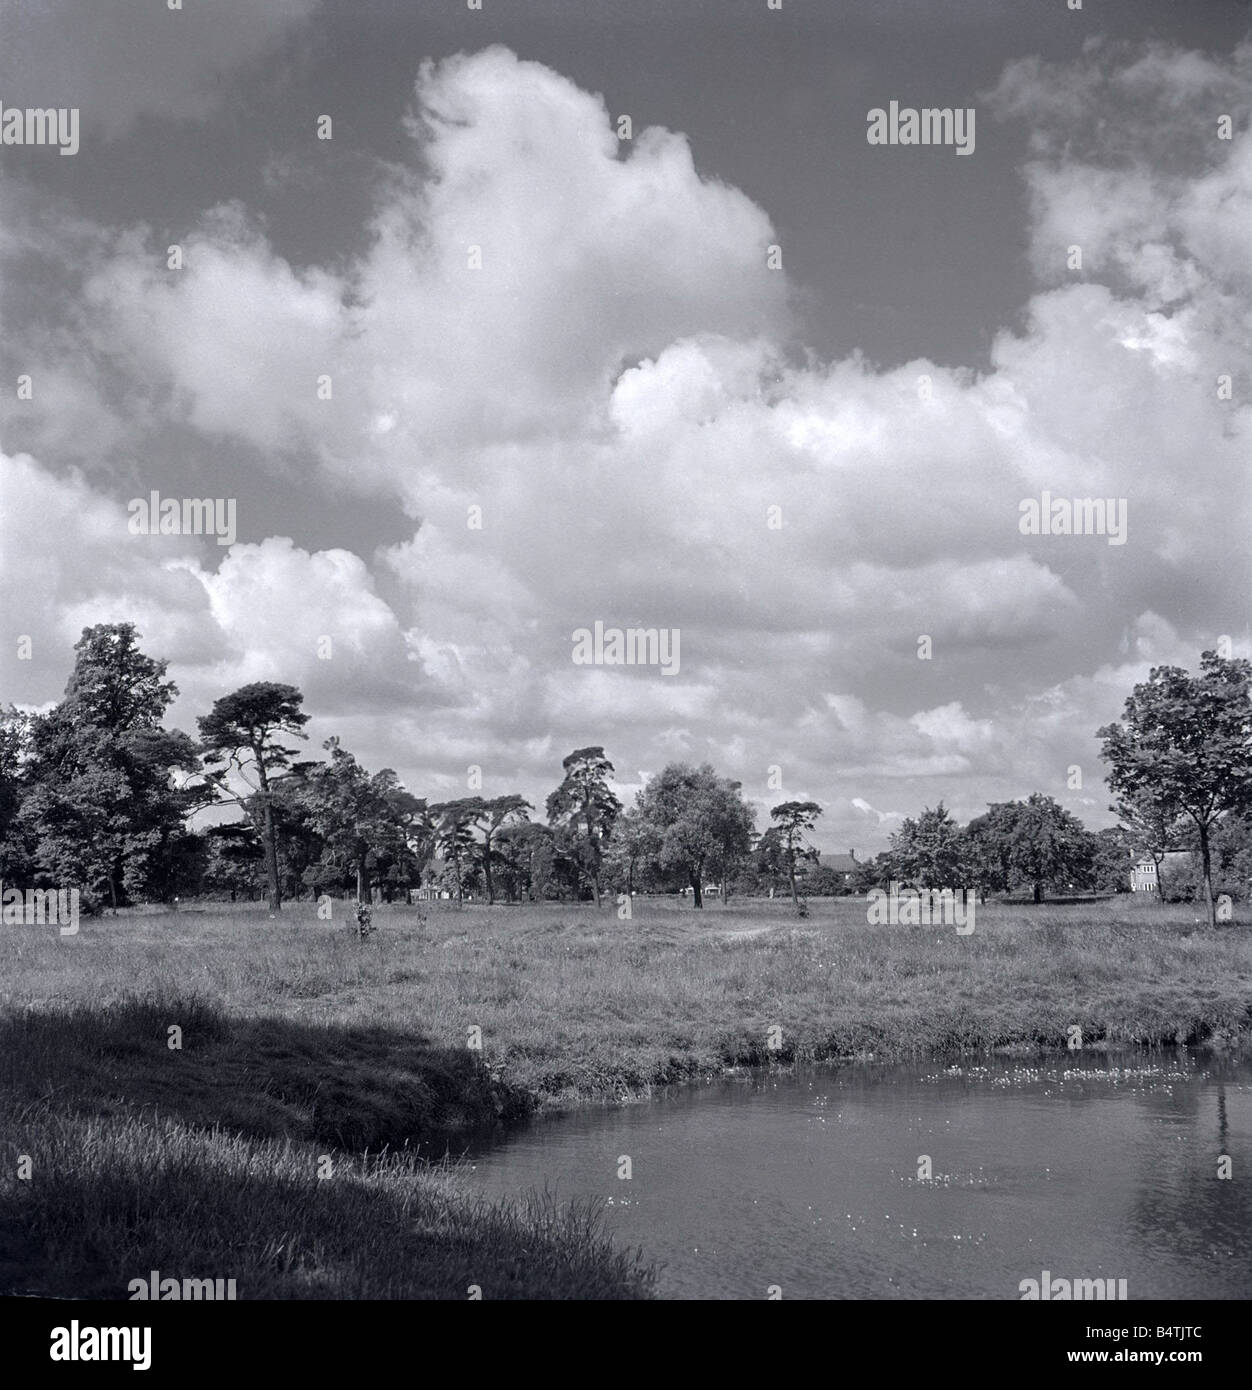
[458,1051,1251,1299]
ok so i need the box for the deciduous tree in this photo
[22,625,199,911]
[639,763,756,909]
[1099,651,1252,927]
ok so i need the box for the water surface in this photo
[459,1051,1251,1299]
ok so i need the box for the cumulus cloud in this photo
[2,41,1249,851]
[48,48,786,496]
[0,451,421,736]
[80,205,349,458]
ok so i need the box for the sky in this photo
[1,0,1249,854]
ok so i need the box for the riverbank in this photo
[2,896,1249,1297]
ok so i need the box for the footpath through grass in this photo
[2,894,1249,1297]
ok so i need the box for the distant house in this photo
[1130,858,1159,893]
[820,852,860,883]
[795,851,859,891]
[1129,851,1192,894]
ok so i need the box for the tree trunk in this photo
[788,858,798,909]
[484,835,495,905]
[356,851,367,905]
[1032,881,1042,904]
[1199,822,1215,927]
[691,872,703,909]
[582,793,600,907]
[256,758,281,913]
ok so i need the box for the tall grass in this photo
[5,897,1250,1096]
[0,1109,654,1299]
[2,895,1247,1297]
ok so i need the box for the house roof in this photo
[819,853,859,873]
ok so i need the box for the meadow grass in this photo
[3,893,1249,1297]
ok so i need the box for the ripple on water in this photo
[463,1053,1252,1300]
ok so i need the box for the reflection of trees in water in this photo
[1126,1061,1251,1277]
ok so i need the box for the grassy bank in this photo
[3,895,1249,1297]
[0,1109,654,1299]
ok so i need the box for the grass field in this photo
[3,894,1250,1298]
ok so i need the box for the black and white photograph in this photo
[0,0,1250,1354]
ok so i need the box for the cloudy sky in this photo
[1,0,1248,853]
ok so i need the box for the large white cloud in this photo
[2,41,1249,852]
[0,451,424,736]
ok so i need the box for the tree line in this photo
[1,624,1248,926]
[846,794,1251,915]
